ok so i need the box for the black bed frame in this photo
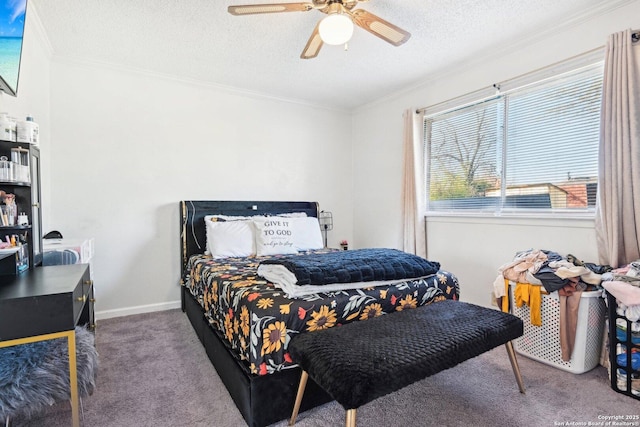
[179,201,332,427]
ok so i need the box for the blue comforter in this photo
[259,248,440,286]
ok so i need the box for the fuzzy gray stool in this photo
[288,300,525,427]
[0,326,98,426]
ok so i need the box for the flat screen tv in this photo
[0,0,26,97]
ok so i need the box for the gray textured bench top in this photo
[289,300,524,410]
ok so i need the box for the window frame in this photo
[422,51,604,220]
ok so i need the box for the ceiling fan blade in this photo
[228,3,313,15]
[300,22,323,59]
[350,9,411,46]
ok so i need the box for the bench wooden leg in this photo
[289,370,309,426]
[345,408,357,427]
[505,341,526,394]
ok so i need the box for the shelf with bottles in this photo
[0,146,31,184]
[0,121,42,268]
[0,189,28,226]
[0,196,37,269]
[0,232,27,247]
[0,225,31,275]
[0,210,31,227]
[0,114,40,146]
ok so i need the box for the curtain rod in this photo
[417,29,639,114]
[416,46,603,115]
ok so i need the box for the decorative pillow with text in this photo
[253,218,298,256]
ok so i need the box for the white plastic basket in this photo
[509,282,606,374]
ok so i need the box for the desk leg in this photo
[66,330,80,427]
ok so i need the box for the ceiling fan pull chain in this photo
[344,42,349,51]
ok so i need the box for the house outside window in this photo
[424,61,603,217]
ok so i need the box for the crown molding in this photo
[49,54,350,114]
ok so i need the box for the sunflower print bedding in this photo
[185,251,459,376]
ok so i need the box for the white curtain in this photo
[401,109,427,258]
[595,29,640,267]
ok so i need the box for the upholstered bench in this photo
[288,300,525,427]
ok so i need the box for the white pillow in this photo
[205,220,256,258]
[290,217,324,251]
[253,218,298,256]
[204,215,252,255]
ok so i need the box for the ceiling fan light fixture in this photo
[318,12,354,45]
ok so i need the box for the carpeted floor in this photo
[9,308,639,427]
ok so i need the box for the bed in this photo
[179,200,460,427]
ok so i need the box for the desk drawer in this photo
[0,264,92,340]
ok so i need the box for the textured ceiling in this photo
[31,0,618,110]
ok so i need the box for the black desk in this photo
[0,264,94,427]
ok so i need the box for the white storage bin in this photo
[509,282,606,374]
[43,238,94,279]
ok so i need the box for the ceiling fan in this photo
[228,0,411,59]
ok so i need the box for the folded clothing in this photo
[603,280,640,307]
[258,248,440,287]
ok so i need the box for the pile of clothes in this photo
[493,249,610,362]
[493,249,609,301]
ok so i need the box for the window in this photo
[424,62,603,216]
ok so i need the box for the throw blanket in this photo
[258,248,440,298]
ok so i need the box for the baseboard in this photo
[95,300,181,320]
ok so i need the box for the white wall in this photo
[48,61,353,318]
[351,1,640,307]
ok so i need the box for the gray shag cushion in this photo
[289,300,523,410]
[0,326,98,420]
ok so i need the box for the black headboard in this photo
[179,200,319,278]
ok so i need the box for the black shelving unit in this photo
[0,139,42,271]
[606,291,640,400]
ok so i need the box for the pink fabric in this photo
[612,265,631,275]
[602,280,640,306]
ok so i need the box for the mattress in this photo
[184,251,460,375]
